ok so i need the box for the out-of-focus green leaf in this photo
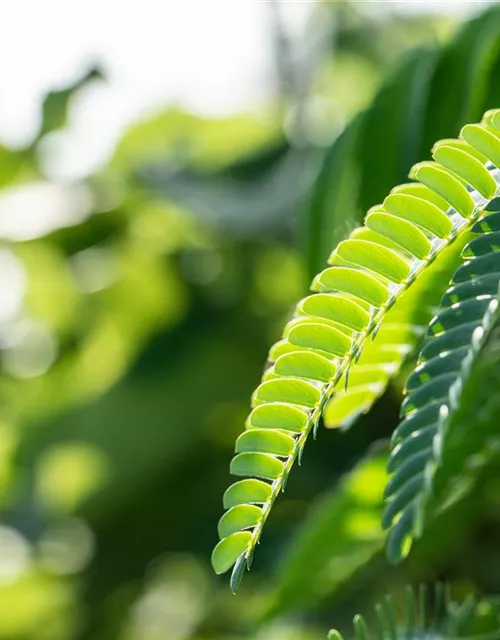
[301,117,362,278]
[39,67,103,138]
[0,146,27,188]
[266,452,387,615]
[111,109,282,173]
[359,47,437,210]
[421,5,500,154]
[140,143,308,237]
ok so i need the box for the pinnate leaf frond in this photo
[213,109,500,590]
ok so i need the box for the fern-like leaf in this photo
[212,109,500,590]
[384,196,500,563]
[328,583,500,640]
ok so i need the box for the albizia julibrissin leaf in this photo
[212,109,500,590]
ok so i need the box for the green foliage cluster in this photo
[211,4,500,639]
[2,3,500,640]
[213,106,500,588]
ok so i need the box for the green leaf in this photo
[246,403,308,432]
[470,202,500,232]
[421,4,500,151]
[382,474,423,529]
[400,374,456,416]
[485,109,500,130]
[420,321,478,361]
[350,227,414,257]
[230,554,247,593]
[285,320,352,357]
[432,137,488,163]
[384,450,430,499]
[390,182,450,211]
[454,251,500,283]
[432,144,497,198]
[297,294,370,331]
[252,379,321,408]
[388,426,436,473]
[235,429,295,456]
[442,273,500,305]
[217,504,262,539]
[324,386,383,429]
[214,107,500,588]
[230,452,284,481]
[461,123,500,168]
[273,351,336,382]
[39,67,103,138]
[353,616,370,640]
[301,117,363,277]
[359,47,437,210]
[330,239,411,283]
[405,348,468,391]
[223,479,272,509]
[383,193,453,238]
[463,230,500,258]
[365,211,432,259]
[312,266,390,306]
[212,531,253,575]
[427,297,491,334]
[409,162,475,217]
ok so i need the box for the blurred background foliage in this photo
[1,2,500,639]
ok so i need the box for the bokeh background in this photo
[1,2,500,639]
